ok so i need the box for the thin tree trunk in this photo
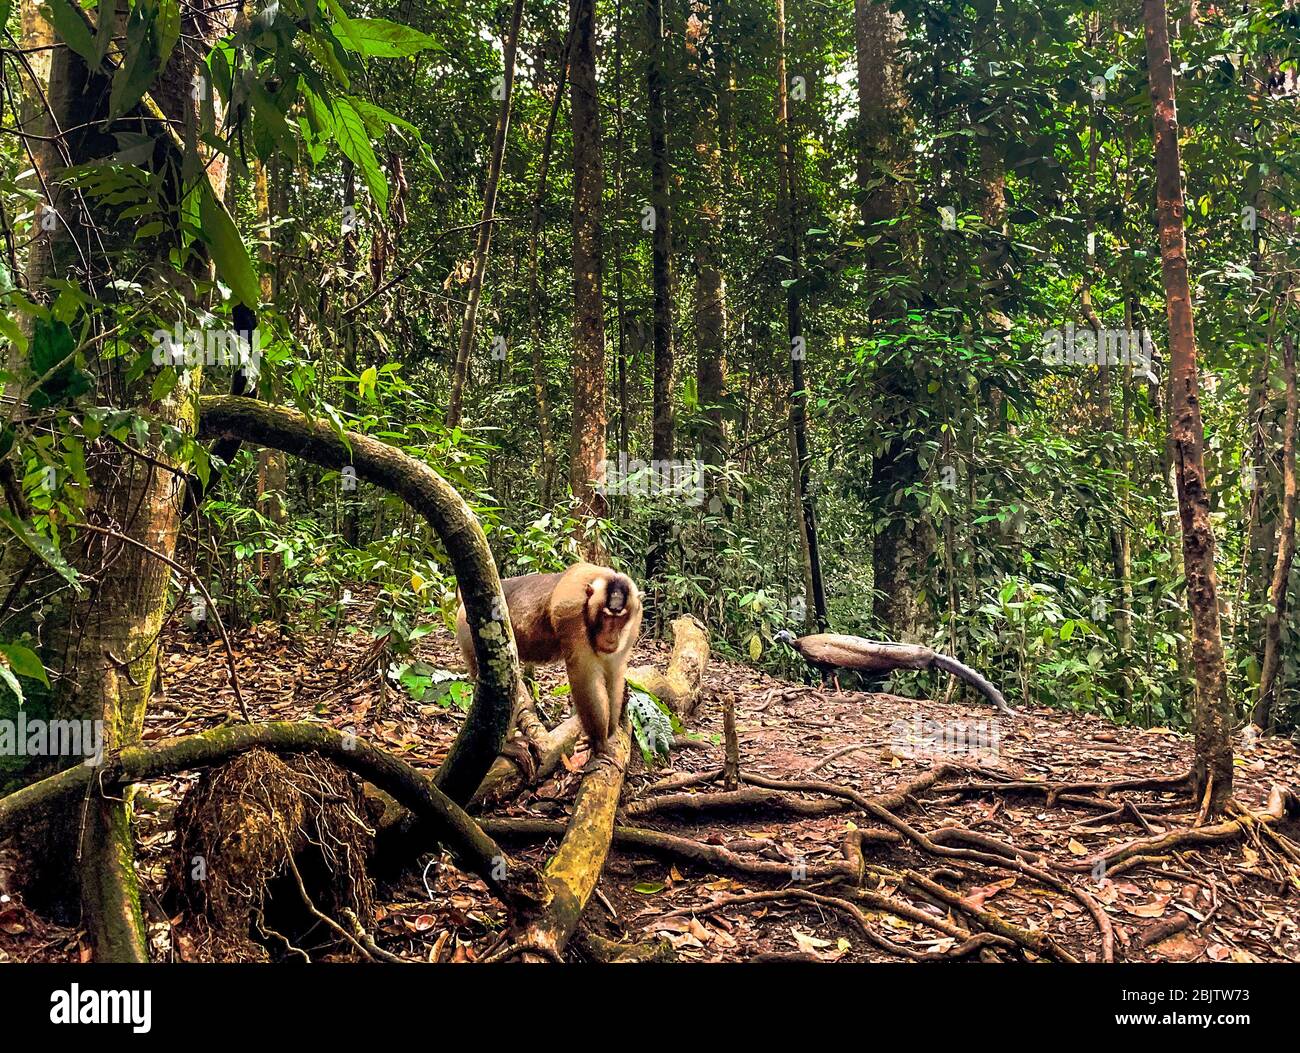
[776,0,828,631]
[853,0,910,270]
[527,25,572,508]
[1254,334,1297,729]
[254,159,286,606]
[568,0,608,558]
[645,0,675,579]
[447,0,526,429]
[340,158,359,545]
[1144,0,1233,811]
[691,3,727,510]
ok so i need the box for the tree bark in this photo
[567,0,608,558]
[1144,0,1233,811]
[1253,334,1297,729]
[776,0,828,632]
[690,5,728,510]
[853,0,910,270]
[527,26,572,509]
[645,0,676,578]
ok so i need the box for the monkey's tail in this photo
[930,653,1014,716]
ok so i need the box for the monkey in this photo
[182,301,260,518]
[457,563,643,770]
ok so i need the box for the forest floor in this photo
[3,605,1299,963]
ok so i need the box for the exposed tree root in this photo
[1060,785,1300,874]
[626,787,849,819]
[661,888,1015,961]
[482,817,861,884]
[574,928,676,963]
[901,870,1078,963]
[198,395,519,803]
[0,721,545,913]
[944,771,1192,805]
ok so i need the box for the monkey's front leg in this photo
[574,671,622,772]
[606,672,627,740]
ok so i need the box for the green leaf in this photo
[0,510,84,595]
[0,663,23,706]
[42,0,99,68]
[28,317,91,408]
[108,0,165,119]
[348,96,422,139]
[331,17,439,57]
[198,180,259,307]
[0,644,49,687]
[331,97,388,213]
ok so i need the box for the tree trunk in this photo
[254,159,286,606]
[645,0,675,578]
[1253,334,1297,729]
[340,159,359,545]
[447,0,525,429]
[527,25,571,509]
[856,0,931,638]
[776,0,828,631]
[1144,0,1233,811]
[690,4,728,512]
[853,0,910,271]
[7,0,241,961]
[567,0,609,559]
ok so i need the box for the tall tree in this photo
[1254,334,1297,729]
[856,0,932,640]
[447,0,526,429]
[6,0,243,960]
[689,2,727,507]
[776,0,828,631]
[1144,0,1233,810]
[645,0,675,577]
[568,0,609,556]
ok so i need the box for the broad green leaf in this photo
[348,96,422,139]
[331,16,438,57]
[28,317,91,408]
[41,0,98,68]
[0,510,84,595]
[198,181,259,307]
[0,644,49,687]
[0,662,23,706]
[331,97,387,213]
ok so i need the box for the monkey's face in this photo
[586,574,639,654]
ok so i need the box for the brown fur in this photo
[457,563,643,760]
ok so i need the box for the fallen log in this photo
[628,615,711,719]
[492,616,712,960]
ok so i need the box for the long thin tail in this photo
[930,653,1014,716]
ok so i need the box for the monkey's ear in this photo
[585,583,595,597]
